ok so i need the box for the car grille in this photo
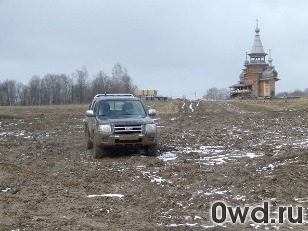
[114,124,143,134]
[115,138,143,144]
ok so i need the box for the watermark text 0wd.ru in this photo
[211,201,305,225]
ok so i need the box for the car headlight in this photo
[98,125,112,134]
[145,124,157,133]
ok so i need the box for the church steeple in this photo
[247,19,268,65]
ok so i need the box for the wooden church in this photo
[230,22,280,98]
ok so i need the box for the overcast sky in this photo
[1,0,308,98]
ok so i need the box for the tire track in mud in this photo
[179,100,251,114]
[215,101,250,114]
[179,100,200,113]
[1,103,308,230]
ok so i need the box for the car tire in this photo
[93,134,107,159]
[93,144,104,159]
[85,126,93,149]
[146,144,158,156]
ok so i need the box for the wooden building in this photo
[230,23,280,98]
[134,90,158,97]
[134,89,168,101]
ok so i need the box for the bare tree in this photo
[16,82,25,105]
[40,74,72,105]
[19,84,30,106]
[203,87,219,100]
[111,63,136,93]
[73,66,88,103]
[0,80,17,105]
[40,75,52,104]
[0,64,138,106]
[28,76,41,105]
[203,87,229,100]
[276,91,289,97]
[121,74,137,93]
[59,74,72,104]
[291,89,304,97]
[92,71,110,95]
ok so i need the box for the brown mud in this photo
[0,99,308,230]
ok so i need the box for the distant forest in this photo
[203,87,308,100]
[1,64,308,105]
[0,63,137,106]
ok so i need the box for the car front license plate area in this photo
[118,134,140,141]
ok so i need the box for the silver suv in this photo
[84,94,158,158]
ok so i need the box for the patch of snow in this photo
[233,195,246,201]
[87,194,124,198]
[166,223,198,227]
[201,225,218,228]
[1,187,11,192]
[189,103,194,112]
[151,177,168,184]
[246,153,262,158]
[182,146,264,166]
[294,197,308,203]
[158,152,177,161]
[204,189,228,196]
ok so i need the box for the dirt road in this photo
[0,99,308,230]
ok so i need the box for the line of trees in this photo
[202,87,308,100]
[202,87,229,100]
[0,63,137,106]
[276,89,308,97]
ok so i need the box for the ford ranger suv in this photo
[84,94,158,158]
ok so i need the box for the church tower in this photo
[230,21,279,98]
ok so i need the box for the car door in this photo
[88,100,98,138]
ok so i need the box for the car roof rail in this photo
[94,93,134,99]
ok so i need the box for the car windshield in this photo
[98,100,147,118]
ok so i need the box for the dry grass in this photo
[144,100,182,114]
[1,97,307,120]
[0,104,88,120]
[144,97,308,115]
[230,97,308,112]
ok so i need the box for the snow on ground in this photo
[1,101,308,230]
[189,103,194,112]
[87,194,124,198]
[159,145,264,166]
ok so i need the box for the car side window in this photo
[89,99,96,110]
[93,101,99,115]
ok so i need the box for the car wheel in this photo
[85,126,93,149]
[146,144,158,156]
[93,134,107,159]
[93,144,104,159]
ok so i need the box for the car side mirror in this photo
[148,109,157,116]
[86,110,95,117]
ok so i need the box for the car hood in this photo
[98,116,154,125]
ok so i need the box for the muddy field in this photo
[0,98,308,230]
